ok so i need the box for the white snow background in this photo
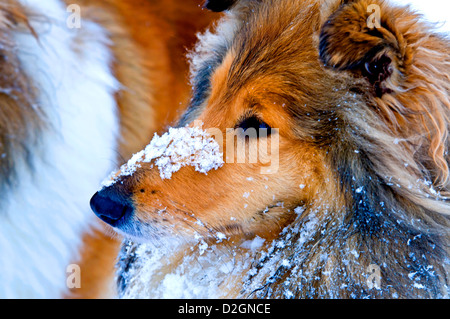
[392,0,450,33]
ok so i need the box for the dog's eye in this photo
[237,116,271,137]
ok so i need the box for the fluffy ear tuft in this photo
[203,0,237,12]
[319,0,411,96]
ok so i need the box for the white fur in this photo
[0,0,119,298]
[188,12,240,86]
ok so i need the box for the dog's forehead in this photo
[225,1,323,86]
[179,0,325,126]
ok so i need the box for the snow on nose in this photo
[102,125,224,187]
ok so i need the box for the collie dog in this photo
[91,0,450,298]
[0,0,216,298]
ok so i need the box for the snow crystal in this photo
[102,126,224,187]
[413,282,426,289]
[281,259,290,267]
[198,240,208,256]
[240,236,266,251]
[294,206,305,216]
[215,232,227,243]
[219,262,233,274]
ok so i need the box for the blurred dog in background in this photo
[0,0,217,298]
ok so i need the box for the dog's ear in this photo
[319,0,414,96]
[203,0,237,12]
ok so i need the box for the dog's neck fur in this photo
[242,198,450,298]
[0,0,119,298]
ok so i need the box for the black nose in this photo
[90,188,134,226]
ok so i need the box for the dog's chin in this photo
[111,220,188,245]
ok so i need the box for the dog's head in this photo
[91,0,450,246]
